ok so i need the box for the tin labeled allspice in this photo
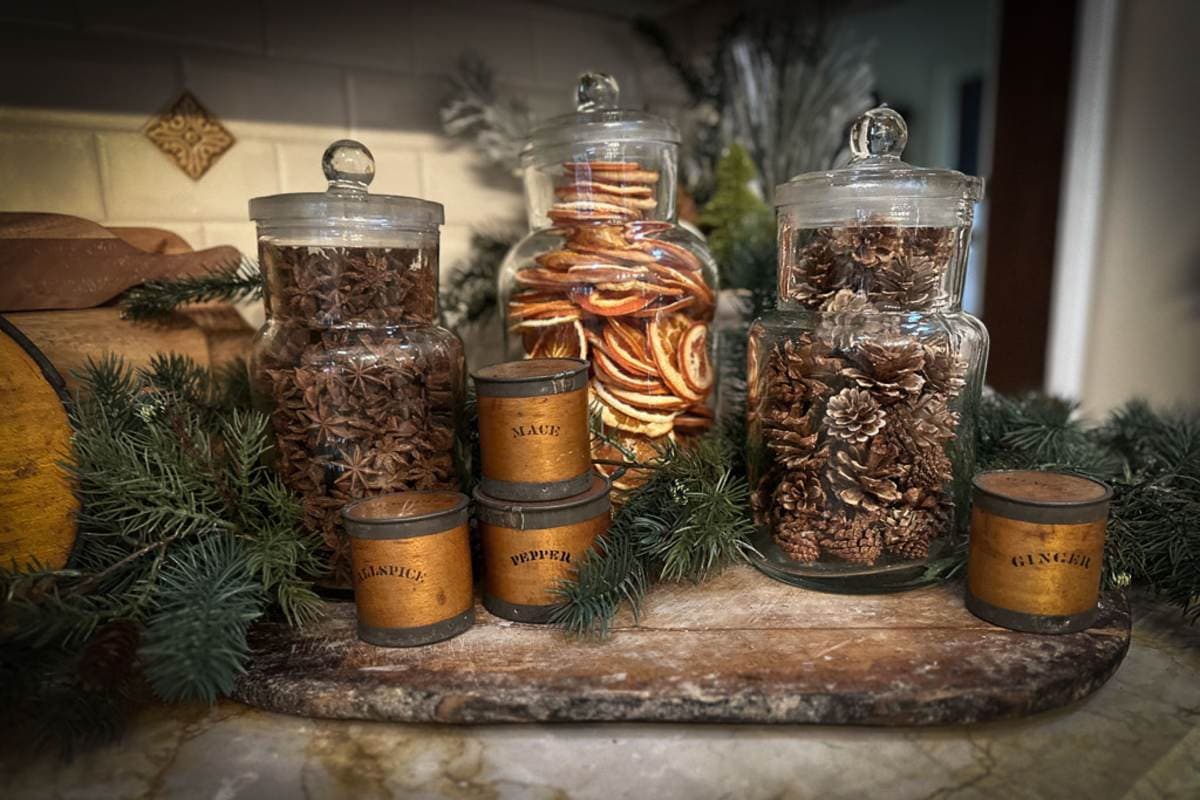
[342,491,474,646]
[966,470,1112,634]
[474,475,611,623]
[472,358,591,502]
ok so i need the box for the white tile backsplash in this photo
[0,0,662,283]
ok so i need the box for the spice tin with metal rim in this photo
[342,491,474,646]
[474,474,611,623]
[472,358,591,502]
[966,470,1112,634]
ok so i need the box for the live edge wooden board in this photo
[232,565,1130,726]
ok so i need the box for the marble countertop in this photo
[3,596,1198,800]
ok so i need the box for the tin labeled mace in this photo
[472,358,591,502]
[966,470,1112,634]
[342,491,474,646]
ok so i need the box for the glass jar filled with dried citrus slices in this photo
[746,107,989,592]
[499,74,718,480]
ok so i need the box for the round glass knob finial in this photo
[323,139,375,194]
[576,72,620,112]
[849,106,908,161]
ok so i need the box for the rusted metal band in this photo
[479,471,593,503]
[483,595,558,625]
[342,493,470,539]
[971,471,1112,525]
[473,476,611,530]
[472,358,589,397]
[357,609,474,647]
[965,592,1097,635]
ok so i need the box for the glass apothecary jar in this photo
[499,74,719,484]
[248,140,465,586]
[747,107,989,592]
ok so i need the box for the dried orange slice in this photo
[521,320,587,360]
[508,299,579,320]
[563,160,642,171]
[571,289,655,317]
[595,280,684,297]
[633,238,703,272]
[566,225,632,251]
[600,324,657,375]
[568,244,658,265]
[646,262,715,306]
[536,250,600,269]
[548,201,640,222]
[565,264,649,283]
[592,387,678,434]
[557,180,653,198]
[629,296,696,318]
[593,350,663,390]
[514,268,581,290]
[678,322,713,393]
[648,315,702,403]
[673,411,714,433]
[606,386,688,411]
[556,189,657,211]
[606,318,648,351]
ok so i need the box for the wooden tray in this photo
[232,565,1130,726]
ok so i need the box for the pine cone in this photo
[768,337,839,402]
[843,340,926,403]
[906,394,959,447]
[882,507,939,560]
[922,340,968,396]
[79,620,140,691]
[827,445,903,511]
[905,226,955,261]
[785,229,855,305]
[825,387,886,444]
[817,289,885,350]
[774,516,823,562]
[819,511,884,565]
[773,468,827,517]
[831,225,900,267]
[871,253,943,309]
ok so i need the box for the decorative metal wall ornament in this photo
[144,91,235,180]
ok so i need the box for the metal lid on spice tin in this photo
[342,490,470,539]
[472,358,589,398]
[972,470,1112,524]
[473,474,611,530]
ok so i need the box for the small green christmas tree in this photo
[698,143,776,293]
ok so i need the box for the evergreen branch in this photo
[139,535,264,703]
[119,258,262,320]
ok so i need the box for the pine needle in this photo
[119,258,262,320]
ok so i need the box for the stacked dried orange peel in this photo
[507,159,716,484]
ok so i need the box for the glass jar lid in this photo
[521,73,679,164]
[774,106,983,220]
[249,139,444,228]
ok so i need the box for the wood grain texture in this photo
[233,565,1130,726]
[0,320,77,570]
[0,212,240,311]
[4,306,253,390]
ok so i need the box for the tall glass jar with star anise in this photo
[248,140,465,587]
[746,107,989,592]
[498,73,719,490]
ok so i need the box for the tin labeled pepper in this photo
[966,470,1112,634]
[342,491,474,646]
[473,358,591,502]
[474,474,611,623]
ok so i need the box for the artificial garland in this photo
[0,354,322,755]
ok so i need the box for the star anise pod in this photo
[302,400,355,445]
[334,445,381,493]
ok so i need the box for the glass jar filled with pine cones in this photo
[746,107,989,592]
[499,73,719,488]
[248,140,466,588]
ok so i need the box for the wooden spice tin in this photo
[966,470,1112,634]
[342,491,474,647]
[472,358,591,502]
[474,474,611,623]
